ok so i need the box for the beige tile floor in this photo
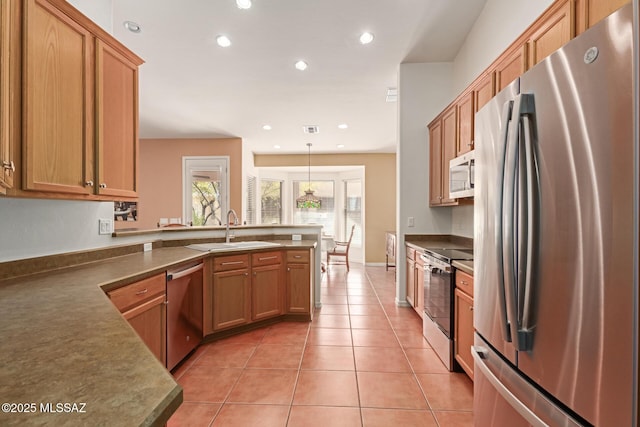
[168,265,473,426]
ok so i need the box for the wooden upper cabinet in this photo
[528,0,575,67]
[96,40,139,198]
[23,0,94,195]
[441,106,458,205]
[576,0,629,34]
[0,0,17,194]
[473,72,495,113]
[456,91,474,156]
[494,44,527,93]
[429,105,458,207]
[428,119,443,206]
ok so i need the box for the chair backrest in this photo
[345,224,356,249]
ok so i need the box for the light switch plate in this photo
[143,242,153,252]
[408,217,415,227]
[99,218,113,235]
[292,234,302,241]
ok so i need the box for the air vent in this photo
[303,125,319,134]
[386,87,398,103]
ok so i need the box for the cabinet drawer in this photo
[252,250,282,267]
[456,270,474,297]
[108,273,166,313]
[213,254,250,272]
[286,250,309,263]
[406,246,416,261]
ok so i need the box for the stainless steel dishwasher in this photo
[167,262,203,370]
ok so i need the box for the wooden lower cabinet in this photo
[107,273,167,366]
[405,246,424,318]
[212,267,251,331]
[406,256,416,307]
[286,250,312,315]
[251,251,283,321]
[454,270,474,380]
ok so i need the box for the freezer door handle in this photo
[496,100,514,343]
[472,346,548,427]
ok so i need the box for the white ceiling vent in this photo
[303,125,320,134]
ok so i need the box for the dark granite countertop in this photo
[404,234,473,252]
[0,240,316,426]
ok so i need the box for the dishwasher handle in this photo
[167,263,203,281]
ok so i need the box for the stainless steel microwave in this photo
[449,150,474,199]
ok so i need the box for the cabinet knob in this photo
[287,267,291,271]
[244,272,248,276]
[253,272,257,276]
[469,306,473,311]
[84,180,94,187]
[99,183,107,189]
[2,161,15,172]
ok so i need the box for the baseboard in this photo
[395,298,411,307]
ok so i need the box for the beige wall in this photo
[128,138,243,230]
[254,153,396,264]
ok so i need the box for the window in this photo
[246,175,256,225]
[344,179,362,246]
[293,180,334,235]
[183,157,228,226]
[261,179,283,224]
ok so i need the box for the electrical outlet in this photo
[143,242,153,252]
[408,217,415,227]
[292,234,302,241]
[99,218,113,235]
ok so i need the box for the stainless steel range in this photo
[421,248,473,370]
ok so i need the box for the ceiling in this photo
[111,0,487,155]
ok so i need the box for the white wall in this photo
[67,0,114,34]
[396,62,455,304]
[452,0,555,93]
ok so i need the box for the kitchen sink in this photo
[187,241,281,252]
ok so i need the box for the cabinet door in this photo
[456,91,474,156]
[0,0,16,193]
[576,0,628,33]
[415,259,424,317]
[406,257,416,307]
[454,288,474,380]
[24,0,93,195]
[96,39,138,198]
[286,263,310,314]
[252,264,283,321]
[123,294,167,366]
[428,120,443,206]
[528,0,574,67]
[441,106,458,205]
[212,269,251,331]
[473,72,495,113]
[494,44,527,93]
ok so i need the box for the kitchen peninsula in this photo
[0,225,321,426]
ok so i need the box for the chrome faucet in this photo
[225,209,239,243]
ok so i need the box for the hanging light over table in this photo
[296,143,321,209]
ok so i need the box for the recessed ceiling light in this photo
[338,123,348,129]
[359,32,374,44]
[274,145,281,149]
[123,21,141,33]
[262,125,272,130]
[295,60,308,71]
[337,144,345,149]
[216,35,231,47]
[236,0,252,9]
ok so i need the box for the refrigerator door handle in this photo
[496,100,514,343]
[472,346,548,427]
[517,110,537,351]
[502,95,520,347]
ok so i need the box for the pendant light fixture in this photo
[296,143,321,209]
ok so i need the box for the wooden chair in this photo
[327,224,356,271]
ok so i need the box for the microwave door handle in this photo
[496,100,514,343]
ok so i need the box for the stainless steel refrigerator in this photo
[473,4,637,426]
